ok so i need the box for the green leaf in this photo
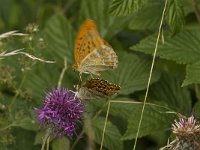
[0,0,12,25]
[103,100,174,139]
[44,13,75,65]
[109,0,148,16]
[52,137,70,150]
[34,131,45,145]
[107,98,138,118]
[102,51,160,95]
[194,101,200,118]
[24,13,78,99]
[166,0,185,33]
[131,30,200,86]
[10,128,40,150]
[24,64,61,99]
[129,1,163,30]
[92,117,123,150]
[110,102,174,139]
[79,0,134,39]
[12,117,38,131]
[149,73,192,113]
[131,30,200,64]
[183,61,200,86]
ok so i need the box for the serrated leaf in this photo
[109,102,175,140]
[51,137,70,150]
[102,100,174,139]
[149,73,192,113]
[44,13,75,65]
[24,63,60,99]
[131,30,200,64]
[24,14,78,99]
[92,117,123,150]
[183,61,200,86]
[131,30,200,87]
[108,98,137,118]
[80,0,134,39]
[109,0,148,16]
[129,1,163,30]
[102,51,160,95]
[166,0,185,33]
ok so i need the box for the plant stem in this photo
[41,129,51,150]
[57,57,67,88]
[100,101,111,150]
[133,0,168,149]
[46,136,50,150]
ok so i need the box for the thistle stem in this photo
[41,129,51,150]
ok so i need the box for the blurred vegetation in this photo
[0,0,200,150]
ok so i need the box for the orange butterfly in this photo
[73,20,118,76]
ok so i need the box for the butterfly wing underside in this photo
[77,79,120,99]
[73,20,118,76]
[80,43,118,76]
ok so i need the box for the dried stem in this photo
[133,0,168,149]
[57,57,68,88]
[0,30,27,40]
[41,129,51,150]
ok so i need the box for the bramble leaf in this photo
[166,0,185,33]
[109,0,148,16]
[92,117,123,150]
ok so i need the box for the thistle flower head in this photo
[160,114,200,150]
[172,114,200,138]
[36,88,85,138]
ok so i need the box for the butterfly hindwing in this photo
[80,45,118,75]
[77,78,120,99]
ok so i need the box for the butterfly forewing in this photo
[73,20,118,76]
[73,20,103,70]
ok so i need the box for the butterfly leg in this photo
[79,73,83,82]
[90,73,94,79]
[68,89,78,100]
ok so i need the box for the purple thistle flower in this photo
[160,114,200,150]
[36,88,85,138]
[172,114,200,138]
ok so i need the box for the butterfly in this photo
[73,20,118,77]
[76,78,120,99]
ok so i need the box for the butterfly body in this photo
[73,20,118,76]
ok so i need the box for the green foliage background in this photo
[0,0,200,149]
